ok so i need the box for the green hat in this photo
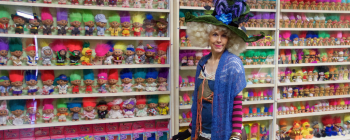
[69,10,82,22]
[9,38,22,52]
[0,6,10,19]
[109,13,120,23]
[147,95,158,104]
[83,10,94,23]
[185,0,264,42]
[57,99,67,109]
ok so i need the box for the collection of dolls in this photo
[243,89,273,101]
[281,0,350,10]
[245,122,270,140]
[246,73,273,84]
[279,84,350,99]
[179,110,191,123]
[240,50,275,65]
[180,50,209,66]
[247,0,276,9]
[0,8,168,37]
[243,104,274,118]
[179,75,195,88]
[0,96,170,126]
[244,12,276,28]
[280,13,350,28]
[0,68,169,96]
[280,31,350,46]
[0,38,169,66]
[179,92,192,106]
[179,0,213,7]
[278,66,350,83]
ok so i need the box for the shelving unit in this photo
[281,9,350,13]
[280,28,350,31]
[280,45,350,49]
[278,62,350,67]
[0,64,170,70]
[278,80,350,86]
[0,34,171,40]
[277,94,350,103]
[276,110,350,119]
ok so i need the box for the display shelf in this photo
[276,109,350,119]
[246,46,276,49]
[179,105,191,109]
[179,87,194,91]
[243,116,274,122]
[242,100,274,105]
[277,94,350,103]
[0,1,170,12]
[0,34,170,40]
[280,28,350,31]
[0,115,170,131]
[278,80,350,86]
[303,135,350,140]
[0,91,170,100]
[179,6,277,12]
[180,65,274,70]
[179,122,190,127]
[179,47,210,50]
[278,62,350,67]
[279,45,350,49]
[179,84,274,91]
[0,64,170,70]
[180,26,276,30]
[280,9,350,13]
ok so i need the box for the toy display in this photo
[24,70,39,96]
[132,68,146,92]
[8,100,27,126]
[97,69,109,93]
[144,44,157,64]
[40,70,55,95]
[281,14,350,28]
[96,100,108,120]
[26,99,40,124]
[282,0,350,10]
[147,95,158,116]
[243,104,273,118]
[42,99,55,123]
[69,10,82,36]
[66,40,83,66]
[0,7,10,34]
[40,8,55,35]
[11,13,27,34]
[156,15,168,37]
[107,69,119,93]
[158,95,170,115]
[67,99,82,122]
[82,97,97,120]
[69,70,82,94]
[120,69,133,92]
[83,10,95,36]
[28,13,40,35]
[107,98,123,119]
[54,74,69,94]
[56,99,68,122]
[145,68,158,92]
[9,70,24,96]
[134,44,145,64]
[123,98,136,118]
[135,95,147,117]
[83,69,95,94]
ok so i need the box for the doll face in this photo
[57,20,68,26]
[126,50,135,56]
[0,110,7,116]
[0,17,9,24]
[96,22,106,27]
[84,21,94,27]
[97,79,107,85]
[136,50,145,56]
[71,80,81,85]
[148,103,157,108]
[159,103,168,108]
[43,80,53,86]
[26,80,38,86]
[106,51,113,56]
[11,110,23,117]
[122,78,132,84]
[157,23,167,29]
[158,77,167,83]
[108,79,118,85]
[84,79,94,85]
[136,104,146,109]
[132,22,142,28]
[109,21,120,28]
[189,56,194,60]
[209,30,228,54]
[196,56,202,60]
[0,50,7,56]
[84,106,94,112]
[2,80,10,87]
[58,107,67,113]
[114,49,123,56]
[59,50,66,56]
[27,50,36,57]
[11,81,23,87]
[111,105,120,110]
[57,80,68,85]
[11,51,23,57]
[44,49,52,56]
[146,24,155,29]
[121,21,131,28]
[73,50,80,56]
[125,104,134,109]
[29,19,40,26]
[42,19,53,25]
[97,105,108,111]
[13,17,25,24]
[135,78,144,83]
[145,51,155,57]
[70,21,81,27]
[182,56,187,60]
[181,36,186,40]
[70,107,81,112]
[147,78,156,83]
[158,50,166,56]
[43,109,53,114]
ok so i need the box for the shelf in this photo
[0,64,170,70]
[179,105,192,109]
[246,46,276,49]
[276,109,350,119]
[278,80,350,86]
[0,115,170,130]
[179,87,194,91]
[246,84,275,88]
[179,122,190,127]
[278,62,350,67]
[280,28,350,31]
[279,45,350,49]
[0,91,170,100]
[0,34,170,40]
[243,100,274,105]
[281,9,350,13]
[243,116,274,122]
[0,1,170,12]
[179,66,196,70]
[180,65,275,70]
[179,47,210,50]
[277,94,350,103]
[179,6,276,12]
[180,26,276,30]
[302,135,350,140]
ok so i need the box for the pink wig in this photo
[98,69,108,80]
[43,99,54,110]
[183,93,190,102]
[301,13,307,21]
[288,13,295,21]
[41,8,53,21]
[95,44,110,57]
[251,123,258,133]
[282,31,291,39]
[285,68,292,75]
[285,49,291,60]
[51,40,67,52]
[337,31,342,38]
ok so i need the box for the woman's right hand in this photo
[170,129,192,140]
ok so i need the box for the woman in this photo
[171,0,264,140]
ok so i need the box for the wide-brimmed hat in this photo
[185,0,264,42]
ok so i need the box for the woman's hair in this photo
[186,22,246,55]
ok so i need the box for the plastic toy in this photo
[26,99,40,124]
[96,100,108,120]
[135,95,147,117]
[95,14,107,36]
[82,69,94,94]
[23,41,38,66]
[106,69,118,93]
[144,14,156,37]
[67,40,83,65]
[82,97,97,120]
[53,74,69,94]
[113,42,125,65]
[11,13,27,34]
[9,70,23,96]
[144,0,155,9]
[120,11,131,37]
[158,68,168,91]
[83,10,95,36]
[40,8,54,35]
[0,7,10,34]
[146,68,158,92]
[24,70,39,96]
[28,13,40,35]
[107,98,123,119]
[156,15,168,37]
[94,44,109,65]
[51,40,67,66]
[123,44,135,64]
[42,99,54,123]
[41,70,55,95]
[147,95,158,116]
[69,70,82,94]
[132,68,146,92]
[67,99,82,121]
[158,95,170,115]
[322,115,338,136]
[135,43,146,64]
[144,44,157,64]
[108,13,121,36]
[56,99,68,122]
[118,69,132,92]
[0,39,8,66]
[301,119,314,138]
[131,12,144,37]
[80,42,93,65]
[9,38,23,66]
[157,41,169,64]
[69,10,82,36]
[123,98,136,118]
[8,100,27,125]
[97,69,108,93]
[0,72,10,96]
[39,41,53,66]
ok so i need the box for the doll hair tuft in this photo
[179,50,187,61]
[263,12,270,20]
[9,38,23,52]
[67,98,82,109]
[187,50,195,59]
[66,40,83,52]
[144,13,155,25]
[0,6,10,19]
[41,70,55,82]
[43,99,54,110]
[83,69,94,81]
[131,12,145,23]
[41,7,53,21]
[282,31,291,39]
[98,69,108,80]
[70,70,82,82]
[180,29,186,38]
[114,41,126,52]
[69,10,82,22]
[82,97,97,108]
[187,76,195,83]
[158,68,168,79]
[123,98,136,106]
[133,68,146,79]
[51,40,67,52]
[57,98,67,109]
[146,68,158,79]
[109,12,121,23]
[83,10,94,23]
[9,100,26,111]
[290,34,299,41]
[95,44,110,57]
[25,70,38,81]
[158,95,170,103]
[120,69,132,79]
[107,69,118,80]
[147,95,158,104]
[120,11,130,23]
[26,99,40,110]
[57,8,68,21]
[9,70,23,82]
[0,38,8,51]
[157,41,169,52]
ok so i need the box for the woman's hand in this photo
[170,128,191,140]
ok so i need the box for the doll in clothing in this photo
[96,100,108,120]
[156,16,168,37]
[40,41,53,66]
[135,95,147,117]
[334,116,346,136]
[113,42,126,65]
[40,70,55,95]
[69,70,82,94]
[97,69,109,93]
[56,9,68,35]
[69,11,82,36]
[180,51,187,66]
[107,98,123,119]
[28,14,40,35]
[122,0,131,7]
[120,12,131,37]
[156,41,169,64]
[195,51,203,66]
[24,70,39,96]
[40,8,55,35]
[9,70,24,96]
[158,95,170,115]
[9,100,28,126]
[123,98,136,118]
[24,42,39,66]
[0,39,8,66]
[66,40,83,66]
[131,12,144,37]
[94,44,109,65]
[56,99,68,122]
[108,14,121,37]
[108,69,119,93]
[82,69,95,94]
[145,44,157,64]
[42,99,55,123]
[104,42,115,65]
[11,14,27,34]
[9,38,23,66]
[82,97,97,120]
[322,115,338,136]
[95,14,107,36]
[135,44,146,64]
[120,69,133,92]
[54,74,69,94]
[187,51,195,66]
[132,68,146,92]
[125,45,135,64]
[147,95,158,116]
[0,74,11,96]
[80,42,94,66]
[157,68,168,91]
[0,100,8,126]
[146,68,158,92]
[51,40,67,66]
[67,99,81,121]
[157,0,167,9]
[143,14,156,37]
[0,8,10,34]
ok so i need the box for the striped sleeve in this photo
[232,95,243,133]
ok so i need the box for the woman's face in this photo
[209,30,228,54]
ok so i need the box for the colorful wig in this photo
[66,40,83,52]
[120,69,132,79]
[0,6,10,19]
[146,68,158,79]
[51,40,67,52]
[113,42,126,52]
[69,10,82,22]
[133,68,146,79]
[147,95,158,104]
[95,44,110,57]
[9,100,25,111]
[158,95,170,104]
[157,41,169,52]
[108,69,119,80]
[25,70,38,81]
[41,70,55,82]
[131,12,145,24]
[9,70,23,82]
[70,70,82,82]
[57,98,67,109]
[26,99,40,111]
[0,38,8,51]
[41,7,53,21]
[109,12,120,23]
[83,69,94,81]
[9,38,22,52]
[82,10,94,23]
[98,69,107,80]
[57,8,68,21]
[120,11,130,23]
[43,99,54,110]
[158,68,168,79]
[82,97,97,108]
